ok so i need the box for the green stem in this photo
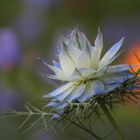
[101,104,125,140]
[73,121,102,140]
[56,112,102,140]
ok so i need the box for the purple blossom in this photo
[15,0,57,43]
[0,28,20,70]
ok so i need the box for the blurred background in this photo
[0,0,140,140]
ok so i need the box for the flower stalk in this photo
[101,104,125,140]
[70,119,102,140]
[56,111,102,140]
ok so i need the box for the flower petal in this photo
[43,82,76,98]
[90,47,99,69]
[67,46,82,64]
[52,60,61,69]
[107,64,131,73]
[59,50,75,75]
[46,102,59,108]
[70,28,90,49]
[107,64,139,73]
[55,85,75,101]
[71,68,96,80]
[47,64,62,74]
[76,49,91,68]
[101,71,134,84]
[65,84,86,102]
[57,102,69,109]
[99,38,124,69]
[47,74,69,81]
[78,80,104,102]
[88,67,107,79]
[104,83,121,93]
[95,28,103,56]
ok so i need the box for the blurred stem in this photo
[71,120,102,140]
[57,112,102,140]
[101,104,125,140]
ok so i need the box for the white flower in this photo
[43,28,134,108]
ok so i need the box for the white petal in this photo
[43,82,76,98]
[104,83,121,93]
[55,85,76,101]
[70,28,89,49]
[68,47,82,64]
[107,64,130,73]
[65,84,86,102]
[47,74,69,81]
[71,68,96,79]
[47,64,62,74]
[59,50,75,75]
[78,80,104,102]
[90,47,99,69]
[46,102,59,107]
[95,28,103,56]
[68,72,83,81]
[52,60,61,69]
[88,68,107,79]
[77,49,91,68]
[46,101,68,109]
[47,72,82,82]
[107,64,140,73]
[101,71,134,84]
[57,102,68,109]
[99,51,122,70]
[93,29,103,67]
[99,38,124,69]
[79,68,96,78]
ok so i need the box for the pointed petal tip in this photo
[74,27,79,31]
[43,95,47,98]
[37,57,49,66]
[46,102,57,107]
[121,37,125,41]
[95,28,103,45]
[72,27,78,34]
[114,37,125,49]
[118,37,125,44]
[73,27,84,37]
[36,57,42,61]
[97,26,102,33]
[43,94,50,98]
[97,27,102,37]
